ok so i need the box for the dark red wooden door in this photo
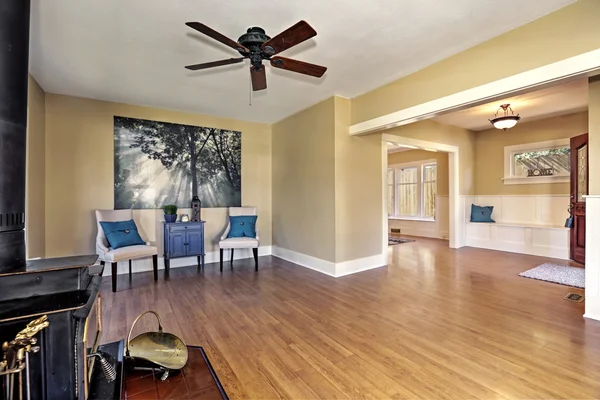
[570,133,588,264]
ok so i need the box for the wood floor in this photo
[101,238,600,399]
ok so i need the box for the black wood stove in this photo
[0,257,111,400]
[0,1,121,399]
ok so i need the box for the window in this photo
[397,167,418,217]
[388,160,437,220]
[387,169,394,216]
[423,164,437,218]
[504,139,570,184]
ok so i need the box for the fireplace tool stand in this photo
[0,316,49,400]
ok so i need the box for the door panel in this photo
[570,133,588,264]
[185,230,203,256]
[169,232,186,258]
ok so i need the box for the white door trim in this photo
[351,48,600,136]
[382,134,461,251]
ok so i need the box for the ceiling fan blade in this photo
[270,56,327,78]
[185,57,245,71]
[250,65,267,91]
[186,22,249,53]
[261,21,316,55]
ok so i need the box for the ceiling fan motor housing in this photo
[238,27,272,58]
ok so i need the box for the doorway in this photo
[380,134,460,260]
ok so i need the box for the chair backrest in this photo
[229,206,257,217]
[224,207,258,238]
[95,209,133,248]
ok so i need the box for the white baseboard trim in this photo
[102,245,272,276]
[271,246,387,277]
[335,253,388,277]
[271,246,336,276]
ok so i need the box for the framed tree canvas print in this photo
[114,116,241,209]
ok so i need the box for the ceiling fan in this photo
[184,21,327,91]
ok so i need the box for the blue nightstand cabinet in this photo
[163,221,205,272]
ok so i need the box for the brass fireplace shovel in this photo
[125,311,188,380]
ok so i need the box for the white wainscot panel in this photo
[466,223,569,259]
[466,223,491,240]
[462,196,476,222]
[537,196,570,226]
[531,228,569,251]
[495,226,526,244]
[501,196,536,224]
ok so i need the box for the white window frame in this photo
[387,168,395,217]
[388,159,437,221]
[503,139,570,185]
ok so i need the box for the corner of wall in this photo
[26,74,46,258]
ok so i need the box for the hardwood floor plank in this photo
[101,238,600,399]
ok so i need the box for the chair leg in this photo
[230,249,234,266]
[111,262,117,292]
[220,249,223,272]
[129,259,132,280]
[152,255,158,281]
[253,248,258,271]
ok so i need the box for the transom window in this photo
[388,160,437,220]
[504,139,570,184]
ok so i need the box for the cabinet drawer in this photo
[169,224,201,232]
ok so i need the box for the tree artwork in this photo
[114,116,241,209]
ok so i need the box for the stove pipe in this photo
[0,0,31,272]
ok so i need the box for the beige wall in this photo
[475,111,588,195]
[351,0,600,124]
[591,77,600,195]
[385,120,476,195]
[26,75,46,258]
[273,96,383,264]
[272,97,336,262]
[44,94,272,258]
[388,150,449,196]
[333,97,382,263]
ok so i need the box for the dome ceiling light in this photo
[489,103,521,130]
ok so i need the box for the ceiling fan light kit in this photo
[185,21,327,91]
[489,103,521,130]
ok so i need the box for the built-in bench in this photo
[463,195,570,260]
[465,222,569,259]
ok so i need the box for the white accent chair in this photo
[219,207,259,272]
[95,209,158,292]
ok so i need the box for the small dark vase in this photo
[164,214,177,223]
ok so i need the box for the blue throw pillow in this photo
[100,219,146,249]
[470,205,495,223]
[227,215,258,238]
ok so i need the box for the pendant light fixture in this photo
[489,103,521,130]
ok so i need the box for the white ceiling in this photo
[29,0,576,124]
[434,79,589,131]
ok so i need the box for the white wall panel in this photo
[501,196,537,224]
